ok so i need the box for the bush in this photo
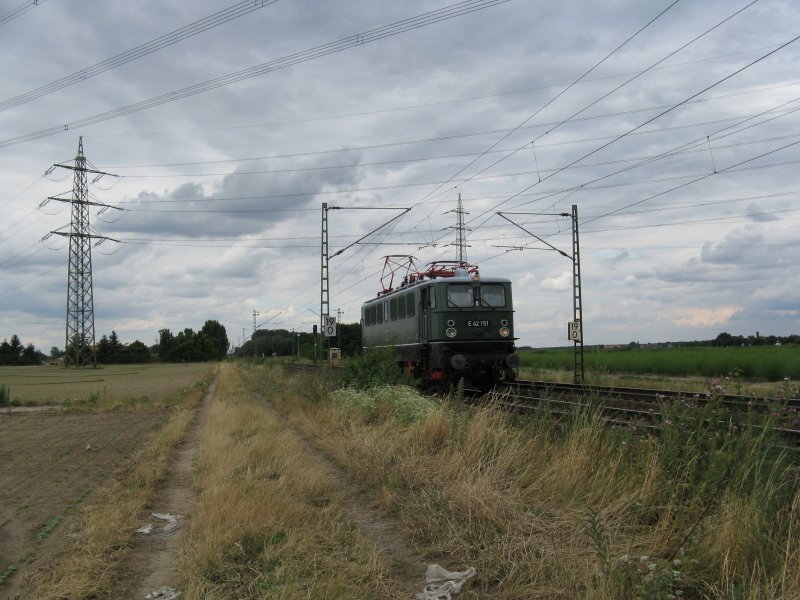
[335,346,410,389]
[332,385,438,424]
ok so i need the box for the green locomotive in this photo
[361,261,519,390]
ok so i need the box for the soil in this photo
[0,411,163,600]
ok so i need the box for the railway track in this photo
[499,379,800,444]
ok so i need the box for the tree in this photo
[200,320,229,360]
[158,329,177,362]
[123,340,151,363]
[337,323,363,357]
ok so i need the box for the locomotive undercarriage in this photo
[398,341,518,392]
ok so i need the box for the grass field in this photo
[0,362,213,407]
[520,345,800,382]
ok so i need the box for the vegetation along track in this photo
[282,362,800,442]
[499,380,800,445]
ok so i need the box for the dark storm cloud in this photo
[103,152,363,238]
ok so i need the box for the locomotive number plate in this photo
[466,320,489,327]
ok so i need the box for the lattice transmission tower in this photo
[43,137,119,367]
[447,193,470,264]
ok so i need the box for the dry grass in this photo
[240,363,800,600]
[1,362,213,408]
[24,370,213,599]
[178,362,406,599]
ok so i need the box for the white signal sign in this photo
[323,316,337,337]
[568,320,582,342]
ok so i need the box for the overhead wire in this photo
[439,0,761,201]
[0,0,48,28]
[101,123,800,181]
[401,0,685,228]
[0,0,511,149]
[483,34,800,215]
[0,0,278,113]
[82,44,790,140]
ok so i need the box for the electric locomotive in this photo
[361,259,519,390]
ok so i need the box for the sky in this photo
[1,0,799,352]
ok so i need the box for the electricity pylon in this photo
[447,193,470,264]
[43,137,120,367]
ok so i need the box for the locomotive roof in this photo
[362,275,512,305]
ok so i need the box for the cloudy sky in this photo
[1,0,798,352]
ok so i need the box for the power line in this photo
[101,126,800,180]
[404,0,684,221]
[443,0,761,199]
[0,0,278,113]
[489,33,800,214]
[0,0,511,148]
[110,154,800,208]
[84,46,791,141]
[0,0,48,28]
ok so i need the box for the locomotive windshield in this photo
[479,284,506,307]
[447,283,507,308]
[447,284,473,307]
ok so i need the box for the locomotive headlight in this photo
[446,327,457,338]
[447,319,455,327]
[499,326,510,337]
[500,319,508,327]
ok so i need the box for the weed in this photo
[584,508,610,572]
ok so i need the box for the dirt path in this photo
[254,391,429,596]
[112,379,216,599]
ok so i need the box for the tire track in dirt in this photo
[253,391,429,596]
[112,379,216,599]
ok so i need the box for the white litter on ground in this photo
[415,564,476,600]
[144,585,181,599]
[135,513,182,537]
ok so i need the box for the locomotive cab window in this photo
[479,284,506,307]
[447,284,473,307]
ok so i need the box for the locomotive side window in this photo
[480,284,506,307]
[390,298,398,320]
[377,302,383,324]
[447,284,473,307]
[383,301,389,322]
[370,304,378,325]
[406,293,415,317]
[398,294,406,319]
[429,287,436,309]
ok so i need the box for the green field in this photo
[519,345,800,381]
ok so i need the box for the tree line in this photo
[1,319,229,366]
[157,320,229,362]
[0,335,46,365]
[234,323,362,359]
